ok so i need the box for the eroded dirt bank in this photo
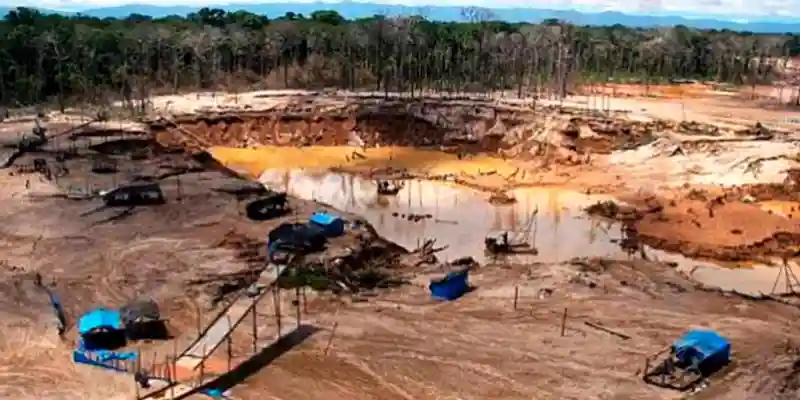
[587,182,800,261]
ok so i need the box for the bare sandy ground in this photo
[222,258,800,400]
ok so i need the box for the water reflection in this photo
[646,249,800,296]
[259,169,627,263]
[257,168,800,296]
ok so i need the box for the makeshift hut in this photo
[78,308,126,350]
[119,299,168,340]
[429,270,470,301]
[245,193,289,221]
[101,183,166,207]
[268,223,327,259]
[308,211,345,237]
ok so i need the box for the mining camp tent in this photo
[102,182,166,207]
[245,193,289,221]
[268,223,327,255]
[119,299,167,340]
[78,308,126,350]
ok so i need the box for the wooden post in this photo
[302,286,307,314]
[560,308,568,337]
[199,345,206,385]
[324,322,339,356]
[167,355,175,399]
[134,349,141,399]
[252,303,258,353]
[227,333,233,372]
[513,286,519,310]
[295,286,301,328]
[274,286,282,338]
[172,339,178,374]
[197,307,202,338]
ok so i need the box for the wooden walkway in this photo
[138,263,288,400]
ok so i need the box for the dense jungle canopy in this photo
[1,6,799,108]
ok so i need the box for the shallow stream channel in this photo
[258,168,798,296]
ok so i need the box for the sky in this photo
[2,0,797,20]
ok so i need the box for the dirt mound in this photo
[588,195,800,261]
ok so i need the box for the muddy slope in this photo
[587,196,800,261]
[147,102,693,160]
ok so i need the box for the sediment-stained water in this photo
[258,168,800,295]
[259,168,628,263]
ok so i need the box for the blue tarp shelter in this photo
[78,308,126,350]
[429,270,470,301]
[78,308,123,335]
[672,329,731,374]
[309,211,345,237]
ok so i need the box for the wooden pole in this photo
[274,287,282,338]
[172,339,178,377]
[227,334,233,372]
[513,285,519,310]
[324,322,339,356]
[252,302,258,353]
[134,349,141,399]
[198,307,203,338]
[295,286,301,328]
[560,308,568,337]
[302,286,307,314]
[167,355,175,399]
[199,345,206,384]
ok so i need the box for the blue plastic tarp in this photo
[673,329,731,365]
[309,211,345,237]
[309,211,340,225]
[78,308,123,335]
[429,270,470,300]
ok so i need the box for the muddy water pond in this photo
[259,169,628,263]
[258,168,800,295]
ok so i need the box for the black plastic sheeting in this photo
[268,223,327,254]
[102,182,166,207]
[246,193,290,221]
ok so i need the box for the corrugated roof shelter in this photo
[429,270,470,301]
[309,211,345,237]
[672,329,731,374]
[78,308,126,350]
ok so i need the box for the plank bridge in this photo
[135,262,300,400]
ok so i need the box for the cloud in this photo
[0,0,795,20]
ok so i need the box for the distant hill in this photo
[3,2,800,33]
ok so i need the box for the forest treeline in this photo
[1,6,799,109]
